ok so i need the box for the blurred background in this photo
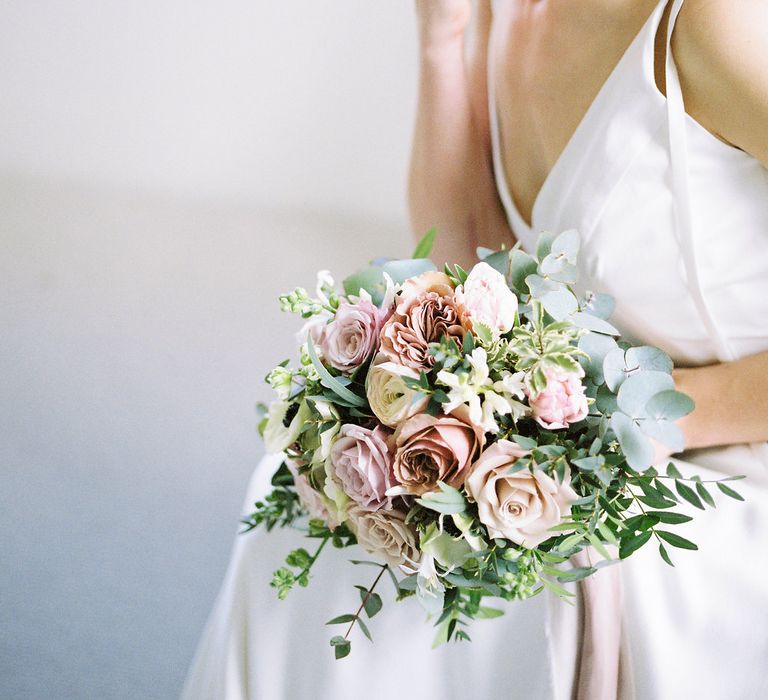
[0,2,416,697]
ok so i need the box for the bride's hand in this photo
[414,0,472,48]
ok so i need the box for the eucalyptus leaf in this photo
[616,371,675,419]
[483,249,511,278]
[510,250,538,293]
[550,228,581,262]
[625,346,674,374]
[603,347,629,392]
[582,291,615,320]
[639,418,686,452]
[578,333,619,384]
[536,230,559,260]
[645,390,695,421]
[570,312,620,336]
[381,258,436,285]
[541,289,579,320]
[342,266,386,306]
[611,412,654,469]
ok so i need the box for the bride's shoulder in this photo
[674,0,768,165]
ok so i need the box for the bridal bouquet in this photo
[244,229,744,659]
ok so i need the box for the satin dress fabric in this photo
[183,1,768,697]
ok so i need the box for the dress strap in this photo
[664,0,734,361]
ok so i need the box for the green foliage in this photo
[412,228,437,259]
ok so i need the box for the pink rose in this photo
[454,262,517,337]
[526,365,589,429]
[392,407,485,495]
[465,440,578,548]
[379,291,466,371]
[320,299,382,373]
[285,458,336,528]
[329,424,395,511]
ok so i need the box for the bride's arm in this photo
[670,0,768,452]
[409,0,513,270]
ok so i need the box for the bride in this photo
[183,1,768,698]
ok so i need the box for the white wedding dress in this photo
[183,1,768,698]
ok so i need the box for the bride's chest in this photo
[490,1,662,222]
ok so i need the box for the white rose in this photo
[365,353,429,427]
[465,440,578,548]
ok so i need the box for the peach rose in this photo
[346,505,420,568]
[392,407,484,495]
[465,440,578,548]
[397,270,455,305]
[379,289,466,370]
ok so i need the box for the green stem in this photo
[344,565,386,640]
[300,535,330,579]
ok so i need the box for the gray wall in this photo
[0,2,416,698]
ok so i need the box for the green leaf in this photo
[536,230,559,261]
[326,614,356,625]
[646,511,692,524]
[603,348,629,391]
[619,530,652,559]
[540,289,579,321]
[475,607,505,620]
[415,481,467,515]
[342,266,386,305]
[355,587,383,618]
[540,576,576,600]
[381,258,436,285]
[596,519,620,546]
[645,390,695,421]
[578,333,619,385]
[695,481,716,508]
[509,249,538,293]
[356,617,373,642]
[716,482,745,501]
[656,530,698,551]
[617,372,675,419]
[640,419,685,453]
[611,412,654,470]
[511,434,537,449]
[666,463,683,479]
[329,635,351,659]
[586,533,613,561]
[306,337,367,407]
[570,312,619,336]
[412,228,437,258]
[675,480,704,510]
[658,542,675,567]
[625,346,674,374]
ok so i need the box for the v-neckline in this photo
[489,1,667,235]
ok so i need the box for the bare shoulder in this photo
[673,0,768,165]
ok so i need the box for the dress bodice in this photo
[489,0,768,369]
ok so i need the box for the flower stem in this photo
[344,565,387,640]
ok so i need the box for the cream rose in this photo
[465,439,578,548]
[346,505,420,568]
[366,353,429,427]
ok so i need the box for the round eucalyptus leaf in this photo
[616,371,675,418]
[640,418,685,452]
[342,266,386,305]
[595,382,619,414]
[526,274,563,299]
[550,229,581,263]
[582,292,616,320]
[539,253,566,275]
[570,312,620,336]
[645,390,695,421]
[381,258,436,285]
[536,230,558,261]
[611,412,654,470]
[541,289,579,320]
[625,346,673,374]
[510,250,538,295]
[481,249,511,277]
[579,333,619,384]
[603,347,629,391]
[548,262,579,284]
